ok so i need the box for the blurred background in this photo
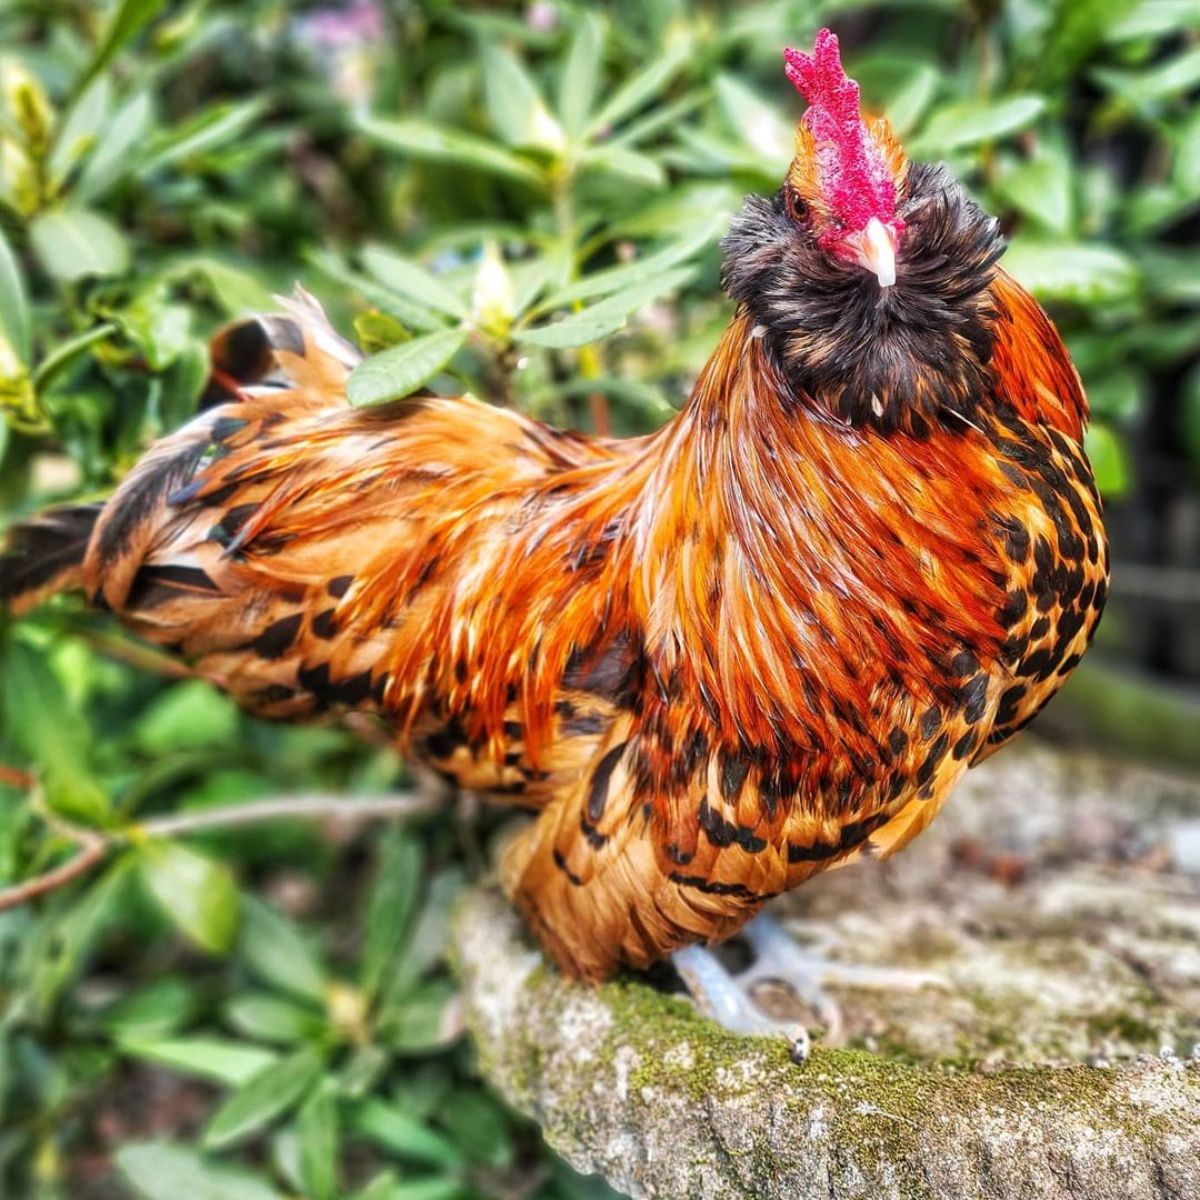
[0,0,1198,1196]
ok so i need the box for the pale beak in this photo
[851,217,898,288]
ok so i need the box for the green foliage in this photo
[0,0,1196,1195]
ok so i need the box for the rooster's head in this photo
[782,29,906,288]
[721,28,1006,434]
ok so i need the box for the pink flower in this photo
[300,0,384,52]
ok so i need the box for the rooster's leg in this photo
[672,944,812,1063]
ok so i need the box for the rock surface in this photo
[453,743,1200,1198]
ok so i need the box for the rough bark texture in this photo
[453,743,1200,1198]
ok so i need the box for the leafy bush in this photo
[1,0,1197,1195]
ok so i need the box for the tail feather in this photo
[4,286,355,621]
[202,285,362,407]
[0,503,102,614]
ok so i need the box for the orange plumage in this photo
[1,32,1107,984]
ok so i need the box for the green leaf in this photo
[542,212,726,308]
[108,282,193,370]
[135,680,239,754]
[80,0,169,91]
[911,94,1046,156]
[347,328,467,408]
[1107,0,1200,41]
[138,841,239,954]
[48,74,112,188]
[1003,238,1139,303]
[297,1085,340,1200]
[3,640,108,824]
[0,225,31,363]
[175,258,275,315]
[439,1091,512,1168]
[359,116,545,186]
[204,1044,325,1151]
[884,65,939,136]
[102,977,200,1039]
[518,267,695,349]
[31,321,118,391]
[383,869,463,997]
[376,1179,469,1200]
[587,37,691,135]
[76,90,154,200]
[577,144,665,188]
[117,1037,278,1086]
[137,100,267,178]
[377,980,461,1054]
[237,896,327,1003]
[348,1100,462,1169]
[483,46,562,151]
[1137,248,1200,305]
[224,993,323,1045]
[559,12,605,141]
[308,249,448,334]
[716,74,792,164]
[361,246,468,320]
[1084,423,1130,497]
[24,859,132,1016]
[353,1174,469,1200]
[354,310,410,354]
[361,831,420,1001]
[117,1142,282,1200]
[270,1127,304,1195]
[1086,368,1143,423]
[337,1045,390,1099]
[1094,46,1200,107]
[997,153,1074,234]
[29,208,130,282]
[1173,109,1200,197]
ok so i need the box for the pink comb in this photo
[783,29,896,235]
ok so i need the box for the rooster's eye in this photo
[783,189,810,225]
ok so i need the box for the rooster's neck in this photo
[630,312,1011,752]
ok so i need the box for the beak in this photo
[851,217,898,288]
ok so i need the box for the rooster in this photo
[1,31,1106,1043]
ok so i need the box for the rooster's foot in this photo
[672,941,812,1063]
[672,913,946,1061]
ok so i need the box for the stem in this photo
[0,791,438,913]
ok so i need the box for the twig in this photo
[139,792,436,838]
[0,838,108,908]
[0,791,437,914]
[0,764,34,789]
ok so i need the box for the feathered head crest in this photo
[783,29,896,234]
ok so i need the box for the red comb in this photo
[783,29,896,235]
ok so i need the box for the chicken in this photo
[1,30,1107,994]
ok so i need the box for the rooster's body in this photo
[1,32,1107,983]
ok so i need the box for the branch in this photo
[0,791,437,914]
